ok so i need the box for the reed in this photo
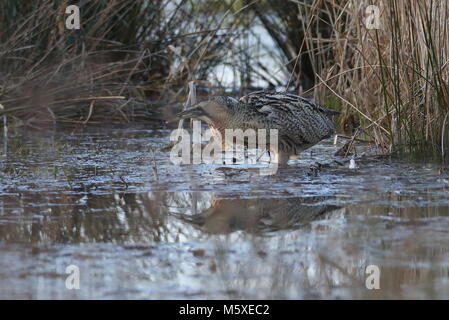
[0,0,241,125]
[2,0,448,161]
[256,0,449,160]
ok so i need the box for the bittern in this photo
[178,90,339,166]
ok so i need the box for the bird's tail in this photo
[321,105,340,118]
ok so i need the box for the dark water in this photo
[1,124,449,299]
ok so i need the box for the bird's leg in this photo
[221,150,237,164]
[256,149,269,163]
[280,153,289,167]
[272,151,289,168]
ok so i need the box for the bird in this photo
[177,196,341,234]
[178,90,339,166]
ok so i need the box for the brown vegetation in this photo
[1,0,448,160]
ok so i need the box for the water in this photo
[1,124,449,299]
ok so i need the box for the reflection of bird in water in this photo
[178,91,339,166]
[178,196,341,234]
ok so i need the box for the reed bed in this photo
[0,0,241,125]
[257,0,449,160]
[1,0,448,160]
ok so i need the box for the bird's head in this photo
[177,96,239,125]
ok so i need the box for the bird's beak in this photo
[177,107,205,120]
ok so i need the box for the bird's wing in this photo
[239,91,338,153]
[240,90,339,117]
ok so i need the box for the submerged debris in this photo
[349,158,358,169]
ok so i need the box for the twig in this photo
[442,111,449,159]
[83,100,95,124]
[333,134,374,144]
[177,81,197,132]
[188,81,197,127]
[119,49,150,96]
[150,148,158,182]
[334,129,362,157]
[50,96,126,105]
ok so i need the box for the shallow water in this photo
[1,124,449,299]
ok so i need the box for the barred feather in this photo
[183,90,339,161]
[237,91,339,155]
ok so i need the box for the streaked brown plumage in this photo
[179,90,339,165]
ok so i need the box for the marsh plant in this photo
[0,0,448,161]
[0,0,241,124]
[256,0,449,160]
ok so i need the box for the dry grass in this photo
[258,0,449,159]
[1,0,448,160]
[0,0,242,126]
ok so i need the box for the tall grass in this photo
[1,0,448,160]
[0,0,242,125]
[257,0,449,160]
